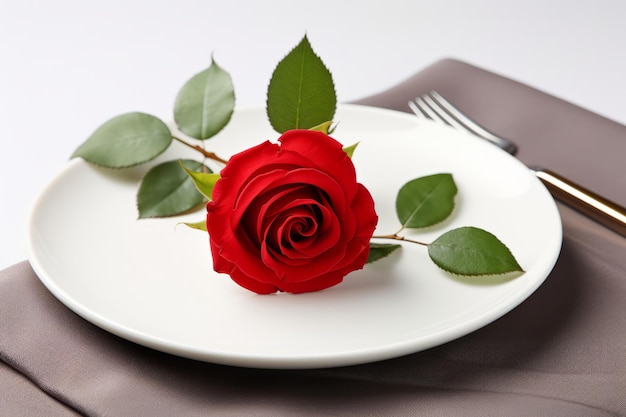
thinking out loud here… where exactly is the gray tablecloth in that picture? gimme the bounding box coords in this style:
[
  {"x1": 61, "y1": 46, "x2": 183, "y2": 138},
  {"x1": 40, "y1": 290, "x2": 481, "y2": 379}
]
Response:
[{"x1": 2, "y1": 58, "x2": 625, "y2": 416}]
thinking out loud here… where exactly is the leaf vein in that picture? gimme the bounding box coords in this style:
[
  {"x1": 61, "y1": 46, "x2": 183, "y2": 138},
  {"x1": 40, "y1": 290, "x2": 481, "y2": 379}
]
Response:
[{"x1": 402, "y1": 180, "x2": 447, "y2": 227}]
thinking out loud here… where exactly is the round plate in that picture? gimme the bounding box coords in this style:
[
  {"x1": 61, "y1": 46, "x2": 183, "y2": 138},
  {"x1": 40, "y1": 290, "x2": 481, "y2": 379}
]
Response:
[{"x1": 27, "y1": 104, "x2": 562, "y2": 369}]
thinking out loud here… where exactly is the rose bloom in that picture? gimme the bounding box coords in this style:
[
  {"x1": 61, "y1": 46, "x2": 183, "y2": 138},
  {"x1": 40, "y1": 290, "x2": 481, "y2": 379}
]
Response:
[{"x1": 206, "y1": 129, "x2": 378, "y2": 294}]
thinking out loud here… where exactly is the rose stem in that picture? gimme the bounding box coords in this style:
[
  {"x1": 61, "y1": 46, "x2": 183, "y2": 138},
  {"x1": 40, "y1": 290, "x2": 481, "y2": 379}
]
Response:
[
  {"x1": 371, "y1": 234, "x2": 428, "y2": 246},
  {"x1": 172, "y1": 136, "x2": 229, "y2": 164}
]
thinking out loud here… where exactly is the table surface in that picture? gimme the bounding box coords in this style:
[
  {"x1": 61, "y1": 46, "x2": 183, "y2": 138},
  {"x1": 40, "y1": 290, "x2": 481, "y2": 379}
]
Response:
[{"x1": 2, "y1": 0, "x2": 625, "y2": 270}]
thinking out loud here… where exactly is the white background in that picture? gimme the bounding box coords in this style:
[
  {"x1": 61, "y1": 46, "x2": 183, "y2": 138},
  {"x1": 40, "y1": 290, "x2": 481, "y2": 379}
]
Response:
[{"x1": 2, "y1": 0, "x2": 625, "y2": 270}]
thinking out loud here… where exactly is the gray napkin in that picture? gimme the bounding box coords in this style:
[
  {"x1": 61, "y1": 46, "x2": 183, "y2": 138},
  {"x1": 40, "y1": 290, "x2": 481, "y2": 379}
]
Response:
[{"x1": 2, "y1": 58, "x2": 625, "y2": 417}]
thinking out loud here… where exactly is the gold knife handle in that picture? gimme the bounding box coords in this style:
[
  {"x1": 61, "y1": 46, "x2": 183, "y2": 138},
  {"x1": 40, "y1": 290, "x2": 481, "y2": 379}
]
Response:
[{"x1": 532, "y1": 167, "x2": 626, "y2": 237}]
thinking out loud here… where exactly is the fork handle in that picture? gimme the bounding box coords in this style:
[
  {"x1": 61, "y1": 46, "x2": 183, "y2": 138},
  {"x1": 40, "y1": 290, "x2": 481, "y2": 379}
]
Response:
[{"x1": 532, "y1": 167, "x2": 626, "y2": 237}]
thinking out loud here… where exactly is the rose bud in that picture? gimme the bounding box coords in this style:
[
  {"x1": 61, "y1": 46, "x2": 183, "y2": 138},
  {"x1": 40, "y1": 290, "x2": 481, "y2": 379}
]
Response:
[{"x1": 206, "y1": 129, "x2": 378, "y2": 294}]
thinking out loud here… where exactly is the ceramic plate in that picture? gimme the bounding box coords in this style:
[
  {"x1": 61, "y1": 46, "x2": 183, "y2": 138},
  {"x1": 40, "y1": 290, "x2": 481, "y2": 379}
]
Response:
[{"x1": 27, "y1": 105, "x2": 562, "y2": 369}]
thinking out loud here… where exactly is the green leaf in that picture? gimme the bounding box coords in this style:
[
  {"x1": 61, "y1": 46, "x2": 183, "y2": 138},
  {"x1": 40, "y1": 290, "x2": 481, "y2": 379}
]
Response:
[
  {"x1": 266, "y1": 34, "x2": 337, "y2": 132},
  {"x1": 174, "y1": 57, "x2": 235, "y2": 140},
  {"x1": 396, "y1": 173, "x2": 457, "y2": 229},
  {"x1": 137, "y1": 159, "x2": 207, "y2": 218},
  {"x1": 71, "y1": 112, "x2": 172, "y2": 168},
  {"x1": 343, "y1": 142, "x2": 359, "y2": 159},
  {"x1": 179, "y1": 219, "x2": 207, "y2": 232},
  {"x1": 179, "y1": 160, "x2": 219, "y2": 200},
  {"x1": 366, "y1": 243, "x2": 401, "y2": 264},
  {"x1": 428, "y1": 227, "x2": 524, "y2": 276},
  {"x1": 309, "y1": 120, "x2": 334, "y2": 134}
]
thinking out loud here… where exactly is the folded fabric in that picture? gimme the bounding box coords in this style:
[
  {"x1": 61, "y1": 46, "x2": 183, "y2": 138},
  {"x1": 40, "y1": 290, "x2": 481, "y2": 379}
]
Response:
[{"x1": 2, "y1": 58, "x2": 625, "y2": 416}]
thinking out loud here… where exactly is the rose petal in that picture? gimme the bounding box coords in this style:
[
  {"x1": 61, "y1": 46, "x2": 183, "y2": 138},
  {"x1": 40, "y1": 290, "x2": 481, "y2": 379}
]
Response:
[
  {"x1": 279, "y1": 130, "x2": 359, "y2": 197},
  {"x1": 276, "y1": 270, "x2": 344, "y2": 294},
  {"x1": 234, "y1": 168, "x2": 348, "y2": 225},
  {"x1": 207, "y1": 203, "x2": 277, "y2": 285},
  {"x1": 218, "y1": 140, "x2": 281, "y2": 194},
  {"x1": 265, "y1": 201, "x2": 339, "y2": 261},
  {"x1": 327, "y1": 184, "x2": 378, "y2": 273},
  {"x1": 262, "y1": 193, "x2": 340, "y2": 246},
  {"x1": 228, "y1": 265, "x2": 278, "y2": 294}
]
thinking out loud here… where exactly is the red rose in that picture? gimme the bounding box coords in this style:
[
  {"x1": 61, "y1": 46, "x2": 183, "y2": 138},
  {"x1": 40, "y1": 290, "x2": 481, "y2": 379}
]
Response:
[{"x1": 206, "y1": 129, "x2": 378, "y2": 294}]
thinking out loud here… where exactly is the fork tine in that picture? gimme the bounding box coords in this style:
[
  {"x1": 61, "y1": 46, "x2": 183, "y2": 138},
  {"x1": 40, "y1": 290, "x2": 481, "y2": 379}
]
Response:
[
  {"x1": 409, "y1": 91, "x2": 518, "y2": 155},
  {"x1": 407, "y1": 99, "x2": 423, "y2": 118},
  {"x1": 409, "y1": 95, "x2": 480, "y2": 134},
  {"x1": 428, "y1": 91, "x2": 518, "y2": 155},
  {"x1": 411, "y1": 94, "x2": 481, "y2": 144},
  {"x1": 418, "y1": 97, "x2": 445, "y2": 122},
  {"x1": 408, "y1": 97, "x2": 436, "y2": 120},
  {"x1": 428, "y1": 91, "x2": 497, "y2": 140},
  {"x1": 409, "y1": 97, "x2": 457, "y2": 129},
  {"x1": 420, "y1": 94, "x2": 471, "y2": 133}
]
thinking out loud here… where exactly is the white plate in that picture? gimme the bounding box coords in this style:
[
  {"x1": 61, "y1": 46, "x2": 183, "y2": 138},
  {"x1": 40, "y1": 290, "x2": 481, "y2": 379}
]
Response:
[{"x1": 27, "y1": 104, "x2": 562, "y2": 369}]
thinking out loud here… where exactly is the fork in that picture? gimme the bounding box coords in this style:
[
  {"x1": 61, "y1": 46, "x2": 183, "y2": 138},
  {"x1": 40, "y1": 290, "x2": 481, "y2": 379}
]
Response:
[{"x1": 410, "y1": 91, "x2": 626, "y2": 237}]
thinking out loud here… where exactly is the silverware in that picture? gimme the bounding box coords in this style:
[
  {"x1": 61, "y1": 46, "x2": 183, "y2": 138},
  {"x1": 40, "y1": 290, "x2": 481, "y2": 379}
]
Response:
[{"x1": 409, "y1": 91, "x2": 626, "y2": 237}]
